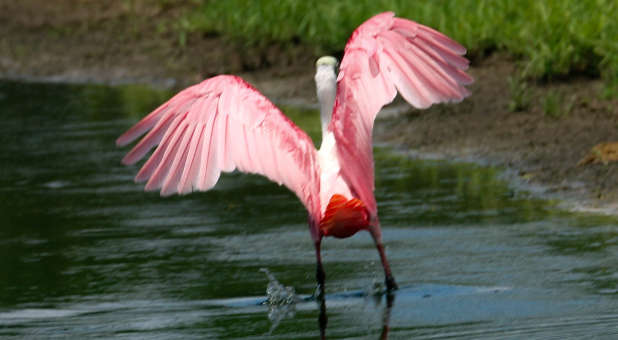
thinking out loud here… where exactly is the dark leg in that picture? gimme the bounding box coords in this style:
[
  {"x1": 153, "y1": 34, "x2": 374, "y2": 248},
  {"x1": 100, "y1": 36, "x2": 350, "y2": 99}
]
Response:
[
  {"x1": 314, "y1": 239, "x2": 327, "y2": 338},
  {"x1": 369, "y1": 220, "x2": 398, "y2": 291},
  {"x1": 318, "y1": 294, "x2": 328, "y2": 340},
  {"x1": 376, "y1": 242, "x2": 398, "y2": 291},
  {"x1": 315, "y1": 240, "x2": 325, "y2": 297}
]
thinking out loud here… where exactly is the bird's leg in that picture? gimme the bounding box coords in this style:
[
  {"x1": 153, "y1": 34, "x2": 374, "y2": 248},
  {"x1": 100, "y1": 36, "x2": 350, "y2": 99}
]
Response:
[
  {"x1": 376, "y1": 242, "x2": 398, "y2": 291},
  {"x1": 369, "y1": 223, "x2": 398, "y2": 291},
  {"x1": 314, "y1": 240, "x2": 328, "y2": 339},
  {"x1": 314, "y1": 240, "x2": 326, "y2": 298}
]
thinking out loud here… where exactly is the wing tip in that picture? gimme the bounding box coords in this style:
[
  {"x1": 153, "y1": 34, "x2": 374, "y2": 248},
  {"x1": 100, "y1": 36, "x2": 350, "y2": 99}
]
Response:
[
  {"x1": 121, "y1": 150, "x2": 141, "y2": 166},
  {"x1": 160, "y1": 188, "x2": 176, "y2": 197},
  {"x1": 116, "y1": 134, "x2": 132, "y2": 148}
]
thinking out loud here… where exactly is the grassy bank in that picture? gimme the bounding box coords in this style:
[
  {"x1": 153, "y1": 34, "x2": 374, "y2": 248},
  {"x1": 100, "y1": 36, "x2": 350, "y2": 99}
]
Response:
[{"x1": 184, "y1": 0, "x2": 617, "y2": 96}]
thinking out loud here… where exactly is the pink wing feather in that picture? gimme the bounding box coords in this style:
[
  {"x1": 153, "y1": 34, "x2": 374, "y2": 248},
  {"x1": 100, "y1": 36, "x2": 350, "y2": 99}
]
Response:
[
  {"x1": 331, "y1": 12, "x2": 473, "y2": 215},
  {"x1": 117, "y1": 75, "x2": 321, "y2": 219}
]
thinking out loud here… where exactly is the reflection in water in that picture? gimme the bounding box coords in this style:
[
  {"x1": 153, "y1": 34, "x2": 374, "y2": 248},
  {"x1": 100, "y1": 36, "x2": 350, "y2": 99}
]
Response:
[
  {"x1": 260, "y1": 268, "x2": 396, "y2": 338},
  {"x1": 1, "y1": 80, "x2": 617, "y2": 339},
  {"x1": 380, "y1": 293, "x2": 394, "y2": 340},
  {"x1": 319, "y1": 297, "x2": 328, "y2": 339},
  {"x1": 317, "y1": 289, "x2": 395, "y2": 339}
]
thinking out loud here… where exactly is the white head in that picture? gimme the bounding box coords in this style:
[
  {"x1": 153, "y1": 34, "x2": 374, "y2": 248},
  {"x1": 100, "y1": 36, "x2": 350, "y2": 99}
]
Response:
[
  {"x1": 315, "y1": 56, "x2": 338, "y2": 70},
  {"x1": 315, "y1": 56, "x2": 338, "y2": 139}
]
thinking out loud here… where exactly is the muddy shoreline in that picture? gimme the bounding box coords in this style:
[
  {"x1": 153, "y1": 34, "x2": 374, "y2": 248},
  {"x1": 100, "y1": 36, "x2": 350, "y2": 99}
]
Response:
[{"x1": 2, "y1": 1, "x2": 616, "y2": 215}]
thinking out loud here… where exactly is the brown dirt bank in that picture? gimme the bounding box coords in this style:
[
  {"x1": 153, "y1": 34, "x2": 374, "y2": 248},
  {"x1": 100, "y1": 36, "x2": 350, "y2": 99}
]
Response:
[
  {"x1": 1, "y1": 1, "x2": 616, "y2": 214},
  {"x1": 376, "y1": 54, "x2": 618, "y2": 214}
]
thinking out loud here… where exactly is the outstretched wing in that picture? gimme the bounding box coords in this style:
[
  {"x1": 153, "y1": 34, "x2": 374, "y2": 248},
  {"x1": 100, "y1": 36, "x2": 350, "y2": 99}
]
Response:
[
  {"x1": 117, "y1": 75, "x2": 320, "y2": 218},
  {"x1": 331, "y1": 12, "x2": 473, "y2": 215}
]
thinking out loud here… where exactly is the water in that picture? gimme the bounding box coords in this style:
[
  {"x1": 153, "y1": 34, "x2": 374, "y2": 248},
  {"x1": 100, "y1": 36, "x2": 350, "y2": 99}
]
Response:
[{"x1": 0, "y1": 80, "x2": 616, "y2": 339}]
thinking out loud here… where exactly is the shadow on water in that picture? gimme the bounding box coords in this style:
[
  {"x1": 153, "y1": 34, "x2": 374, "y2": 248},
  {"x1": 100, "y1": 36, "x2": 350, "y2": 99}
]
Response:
[{"x1": 0, "y1": 80, "x2": 616, "y2": 339}]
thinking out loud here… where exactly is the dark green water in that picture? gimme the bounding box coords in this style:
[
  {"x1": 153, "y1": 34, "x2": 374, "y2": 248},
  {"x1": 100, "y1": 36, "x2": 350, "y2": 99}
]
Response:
[{"x1": 0, "y1": 80, "x2": 616, "y2": 339}]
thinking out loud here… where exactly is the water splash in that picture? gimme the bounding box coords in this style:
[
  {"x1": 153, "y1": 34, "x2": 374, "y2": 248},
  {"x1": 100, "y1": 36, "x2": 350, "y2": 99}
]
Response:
[
  {"x1": 260, "y1": 268, "x2": 298, "y2": 334},
  {"x1": 365, "y1": 279, "x2": 386, "y2": 297},
  {"x1": 260, "y1": 268, "x2": 297, "y2": 306}
]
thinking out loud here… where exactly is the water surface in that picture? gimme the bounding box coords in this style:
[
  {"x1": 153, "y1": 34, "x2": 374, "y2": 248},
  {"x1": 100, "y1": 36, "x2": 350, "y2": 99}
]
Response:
[{"x1": 0, "y1": 80, "x2": 616, "y2": 339}]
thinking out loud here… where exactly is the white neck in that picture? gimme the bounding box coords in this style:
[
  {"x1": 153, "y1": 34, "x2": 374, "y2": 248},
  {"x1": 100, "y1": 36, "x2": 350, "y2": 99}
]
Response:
[{"x1": 314, "y1": 65, "x2": 337, "y2": 149}]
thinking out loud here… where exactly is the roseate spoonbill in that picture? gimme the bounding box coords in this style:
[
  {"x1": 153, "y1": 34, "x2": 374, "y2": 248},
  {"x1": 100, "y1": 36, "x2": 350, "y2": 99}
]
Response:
[{"x1": 116, "y1": 12, "x2": 472, "y2": 291}]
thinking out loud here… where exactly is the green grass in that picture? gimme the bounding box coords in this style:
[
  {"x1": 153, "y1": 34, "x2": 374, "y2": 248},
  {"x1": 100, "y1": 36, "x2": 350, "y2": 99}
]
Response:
[
  {"x1": 507, "y1": 76, "x2": 531, "y2": 112},
  {"x1": 542, "y1": 90, "x2": 576, "y2": 119},
  {"x1": 542, "y1": 91, "x2": 561, "y2": 118},
  {"x1": 182, "y1": 0, "x2": 617, "y2": 95}
]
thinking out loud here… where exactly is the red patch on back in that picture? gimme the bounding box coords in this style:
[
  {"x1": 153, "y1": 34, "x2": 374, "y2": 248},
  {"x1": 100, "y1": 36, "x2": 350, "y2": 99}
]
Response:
[{"x1": 319, "y1": 194, "x2": 370, "y2": 238}]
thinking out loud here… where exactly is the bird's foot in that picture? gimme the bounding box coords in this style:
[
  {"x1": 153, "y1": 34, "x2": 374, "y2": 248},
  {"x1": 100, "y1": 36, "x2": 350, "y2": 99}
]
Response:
[{"x1": 385, "y1": 275, "x2": 398, "y2": 291}]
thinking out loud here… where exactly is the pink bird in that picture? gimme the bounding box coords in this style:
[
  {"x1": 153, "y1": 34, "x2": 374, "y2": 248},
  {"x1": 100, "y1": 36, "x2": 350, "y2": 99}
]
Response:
[{"x1": 116, "y1": 12, "x2": 472, "y2": 291}]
